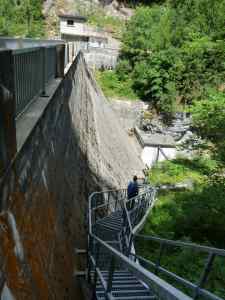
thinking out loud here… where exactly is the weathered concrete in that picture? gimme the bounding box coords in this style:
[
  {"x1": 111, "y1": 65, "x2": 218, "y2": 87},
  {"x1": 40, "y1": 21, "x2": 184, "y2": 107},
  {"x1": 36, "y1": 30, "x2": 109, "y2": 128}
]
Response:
[
  {"x1": 84, "y1": 47, "x2": 119, "y2": 69},
  {"x1": 0, "y1": 52, "x2": 144, "y2": 299},
  {"x1": 0, "y1": 50, "x2": 17, "y2": 177}
]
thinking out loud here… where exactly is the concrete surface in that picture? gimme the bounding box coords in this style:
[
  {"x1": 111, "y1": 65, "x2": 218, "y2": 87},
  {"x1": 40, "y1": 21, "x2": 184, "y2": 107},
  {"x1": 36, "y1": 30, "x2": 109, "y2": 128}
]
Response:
[{"x1": 0, "y1": 52, "x2": 144, "y2": 299}]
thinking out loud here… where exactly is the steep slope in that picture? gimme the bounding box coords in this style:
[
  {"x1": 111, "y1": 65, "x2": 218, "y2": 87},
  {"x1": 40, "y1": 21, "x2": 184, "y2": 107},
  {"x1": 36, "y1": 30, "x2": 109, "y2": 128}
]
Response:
[{"x1": 70, "y1": 53, "x2": 144, "y2": 187}]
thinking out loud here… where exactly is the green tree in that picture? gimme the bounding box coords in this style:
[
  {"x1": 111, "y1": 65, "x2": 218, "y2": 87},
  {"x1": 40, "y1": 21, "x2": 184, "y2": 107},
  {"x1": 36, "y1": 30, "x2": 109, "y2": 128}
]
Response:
[
  {"x1": 116, "y1": 0, "x2": 225, "y2": 117},
  {"x1": 0, "y1": 0, "x2": 15, "y2": 35},
  {"x1": 0, "y1": 0, "x2": 44, "y2": 37}
]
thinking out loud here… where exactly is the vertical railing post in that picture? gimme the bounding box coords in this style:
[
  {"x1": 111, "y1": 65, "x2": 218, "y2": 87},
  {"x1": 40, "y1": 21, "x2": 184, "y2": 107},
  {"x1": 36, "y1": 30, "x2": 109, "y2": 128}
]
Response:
[
  {"x1": 87, "y1": 235, "x2": 93, "y2": 283},
  {"x1": 56, "y1": 44, "x2": 65, "y2": 78},
  {"x1": 127, "y1": 233, "x2": 133, "y2": 257},
  {"x1": 155, "y1": 242, "x2": 164, "y2": 275},
  {"x1": 0, "y1": 49, "x2": 17, "y2": 177},
  {"x1": 107, "y1": 255, "x2": 115, "y2": 296},
  {"x1": 194, "y1": 253, "x2": 215, "y2": 299},
  {"x1": 107, "y1": 192, "x2": 110, "y2": 215},
  {"x1": 93, "y1": 242, "x2": 100, "y2": 295},
  {"x1": 41, "y1": 47, "x2": 47, "y2": 97},
  {"x1": 115, "y1": 191, "x2": 118, "y2": 211}
]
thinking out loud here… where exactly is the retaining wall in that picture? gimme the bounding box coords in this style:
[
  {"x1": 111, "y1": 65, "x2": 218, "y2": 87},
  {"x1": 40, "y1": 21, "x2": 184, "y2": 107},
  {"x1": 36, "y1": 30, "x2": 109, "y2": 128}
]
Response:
[{"x1": 0, "y1": 52, "x2": 143, "y2": 299}]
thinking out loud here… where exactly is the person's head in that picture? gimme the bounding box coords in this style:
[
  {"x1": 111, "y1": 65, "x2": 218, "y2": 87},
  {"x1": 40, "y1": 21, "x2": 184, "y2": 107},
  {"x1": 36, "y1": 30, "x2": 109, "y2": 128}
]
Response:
[{"x1": 133, "y1": 175, "x2": 138, "y2": 182}]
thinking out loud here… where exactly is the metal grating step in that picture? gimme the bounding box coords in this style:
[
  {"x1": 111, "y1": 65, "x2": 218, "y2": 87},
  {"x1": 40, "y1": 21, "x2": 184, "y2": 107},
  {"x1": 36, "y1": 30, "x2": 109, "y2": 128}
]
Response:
[
  {"x1": 96, "y1": 289, "x2": 154, "y2": 298},
  {"x1": 90, "y1": 191, "x2": 158, "y2": 300}
]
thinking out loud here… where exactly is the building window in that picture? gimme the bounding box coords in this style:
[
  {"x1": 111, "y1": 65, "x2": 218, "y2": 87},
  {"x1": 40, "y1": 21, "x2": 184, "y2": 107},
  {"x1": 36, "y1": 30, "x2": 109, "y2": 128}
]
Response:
[{"x1": 67, "y1": 20, "x2": 74, "y2": 26}]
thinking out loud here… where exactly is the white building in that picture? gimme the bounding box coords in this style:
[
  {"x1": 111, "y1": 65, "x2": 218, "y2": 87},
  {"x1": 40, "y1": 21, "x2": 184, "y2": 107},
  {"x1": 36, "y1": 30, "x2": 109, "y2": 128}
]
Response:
[{"x1": 59, "y1": 14, "x2": 108, "y2": 48}]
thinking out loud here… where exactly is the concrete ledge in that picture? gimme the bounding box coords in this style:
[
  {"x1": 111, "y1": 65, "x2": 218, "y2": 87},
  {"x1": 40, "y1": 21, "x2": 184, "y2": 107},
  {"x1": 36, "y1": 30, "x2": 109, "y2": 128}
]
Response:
[
  {"x1": 135, "y1": 127, "x2": 176, "y2": 148},
  {"x1": 16, "y1": 78, "x2": 61, "y2": 151}
]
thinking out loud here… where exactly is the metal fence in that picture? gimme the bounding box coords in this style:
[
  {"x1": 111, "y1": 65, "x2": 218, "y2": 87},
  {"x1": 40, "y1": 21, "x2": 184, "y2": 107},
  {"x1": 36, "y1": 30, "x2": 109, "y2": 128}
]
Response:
[
  {"x1": 13, "y1": 47, "x2": 42, "y2": 116},
  {"x1": 45, "y1": 46, "x2": 57, "y2": 83},
  {"x1": 13, "y1": 45, "x2": 58, "y2": 117},
  {"x1": 88, "y1": 187, "x2": 225, "y2": 300},
  {"x1": 88, "y1": 187, "x2": 193, "y2": 300},
  {"x1": 132, "y1": 235, "x2": 225, "y2": 300}
]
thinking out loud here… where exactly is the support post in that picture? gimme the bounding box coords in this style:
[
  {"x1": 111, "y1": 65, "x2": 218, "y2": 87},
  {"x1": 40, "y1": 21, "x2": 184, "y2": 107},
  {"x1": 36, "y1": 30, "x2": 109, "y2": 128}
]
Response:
[
  {"x1": 0, "y1": 49, "x2": 17, "y2": 176},
  {"x1": 155, "y1": 243, "x2": 164, "y2": 275},
  {"x1": 194, "y1": 253, "x2": 215, "y2": 299},
  {"x1": 107, "y1": 256, "x2": 115, "y2": 294},
  {"x1": 41, "y1": 47, "x2": 47, "y2": 96},
  {"x1": 56, "y1": 44, "x2": 65, "y2": 78}
]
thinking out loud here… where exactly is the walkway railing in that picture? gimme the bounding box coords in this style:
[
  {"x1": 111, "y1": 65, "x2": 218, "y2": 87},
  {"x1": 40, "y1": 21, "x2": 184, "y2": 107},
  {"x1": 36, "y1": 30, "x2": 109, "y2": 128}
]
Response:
[
  {"x1": 132, "y1": 235, "x2": 225, "y2": 300},
  {"x1": 0, "y1": 42, "x2": 65, "y2": 119},
  {"x1": 88, "y1": 187, "x2": 225, "y2": 300},
  {"x1": 88, "y1": 186, "x2": 193, "y2": 299},
  {"x1": 13, "y1": 45, "x2": 58, "y2": 117}
]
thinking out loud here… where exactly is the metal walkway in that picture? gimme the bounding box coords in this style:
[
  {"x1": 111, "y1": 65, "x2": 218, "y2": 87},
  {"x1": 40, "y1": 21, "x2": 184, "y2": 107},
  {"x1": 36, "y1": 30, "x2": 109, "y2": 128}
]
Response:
[{"x1": 87, "y1": 187, "x2": 225, "y2": 300}]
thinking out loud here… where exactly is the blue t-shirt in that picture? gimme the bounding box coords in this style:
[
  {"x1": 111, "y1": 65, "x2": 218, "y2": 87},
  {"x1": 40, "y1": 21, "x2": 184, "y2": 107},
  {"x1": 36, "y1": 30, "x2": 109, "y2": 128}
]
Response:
[{"x1": 127, "y1": 181, "x2": 139, "y2": 199}]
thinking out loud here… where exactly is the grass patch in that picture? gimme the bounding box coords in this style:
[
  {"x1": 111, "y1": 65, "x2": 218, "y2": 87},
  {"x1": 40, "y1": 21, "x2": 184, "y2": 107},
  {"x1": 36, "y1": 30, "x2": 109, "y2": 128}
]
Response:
[
  {"x1": 95, "y1": 70, "x2": 138, "y2": 100},
  {"x1": 149, "y1": 157, "x2": 218, "y2": 186}
]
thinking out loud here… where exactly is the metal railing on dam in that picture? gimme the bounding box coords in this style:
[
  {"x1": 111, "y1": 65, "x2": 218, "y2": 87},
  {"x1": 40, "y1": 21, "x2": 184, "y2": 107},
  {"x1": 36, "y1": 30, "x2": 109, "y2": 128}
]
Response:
[
  {"x1": 13, "y1": 46, "x2": 57, "y2": 116},
  {"x1": 0, "y1": 43, "x2": 64, "y2": 117},
  {"x1": 0, "y1": 36, "x2": 119, "y2": 118},
  {"x1": 0, "y1": 38, "x2": 66, "y2": 178}
]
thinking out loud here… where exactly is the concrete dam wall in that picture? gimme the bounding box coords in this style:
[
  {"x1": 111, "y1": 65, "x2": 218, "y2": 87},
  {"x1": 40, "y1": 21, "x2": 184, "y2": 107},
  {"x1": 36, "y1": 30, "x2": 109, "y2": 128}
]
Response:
[{"x1": 0, "y1": 53, "x2": 143, "y2": 299}]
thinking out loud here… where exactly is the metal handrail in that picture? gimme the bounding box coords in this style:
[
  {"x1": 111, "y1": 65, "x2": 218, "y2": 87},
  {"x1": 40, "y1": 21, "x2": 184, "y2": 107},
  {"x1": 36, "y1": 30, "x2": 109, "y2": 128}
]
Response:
[
  {"x1": 11, "y1": 44, "x2": 61, "y2": 117},
  {"x1": 135, "y1": 234, "x2": 225, "y2": 257},
  {"x1": 88, "y1": 188, "x2": 127, "y2": 232},
  {"x1": 88, "y1": 187, "x2": 225, "y2": 300},
  {"x1": 90, "y1": 232, "x2": 192, "y2": 300},
  {"x1": 133, "y1": 235, "x2": 225, "y2": 300},
  {"x1": 130, "y1": 253, "x2": 223, "y2": 300}
]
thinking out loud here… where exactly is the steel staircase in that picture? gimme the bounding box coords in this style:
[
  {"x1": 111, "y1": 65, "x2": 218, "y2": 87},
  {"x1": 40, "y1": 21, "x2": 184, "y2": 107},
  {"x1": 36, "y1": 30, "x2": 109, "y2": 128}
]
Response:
[{"x1": 87, "y1": 187, "x2": 225, "y2": 300}]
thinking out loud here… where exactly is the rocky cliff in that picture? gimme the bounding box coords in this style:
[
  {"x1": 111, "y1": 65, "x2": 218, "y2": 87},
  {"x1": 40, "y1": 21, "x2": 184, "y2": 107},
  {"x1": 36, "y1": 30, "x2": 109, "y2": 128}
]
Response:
[{"x1": 0, "y1": 52, "x2": 143, "y2": 299}]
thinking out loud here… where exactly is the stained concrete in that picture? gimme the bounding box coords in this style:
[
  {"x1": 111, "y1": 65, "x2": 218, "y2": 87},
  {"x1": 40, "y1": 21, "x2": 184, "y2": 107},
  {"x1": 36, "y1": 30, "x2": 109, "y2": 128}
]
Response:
[{"x1": 0, "y1": 52, "x2": 144, "y2": 299}]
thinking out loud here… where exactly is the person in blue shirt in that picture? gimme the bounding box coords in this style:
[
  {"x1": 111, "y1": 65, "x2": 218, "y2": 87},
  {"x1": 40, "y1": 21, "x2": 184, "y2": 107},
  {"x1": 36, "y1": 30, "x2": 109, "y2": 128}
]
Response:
[{"x1": 127, "y1": 176, "x2": 139, "y2": 209}]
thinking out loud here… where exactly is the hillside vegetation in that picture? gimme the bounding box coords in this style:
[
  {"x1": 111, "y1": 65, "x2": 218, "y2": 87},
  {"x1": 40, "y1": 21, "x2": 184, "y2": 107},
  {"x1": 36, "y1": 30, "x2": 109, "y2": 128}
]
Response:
[
  {"x1": 137, "y1": 157, "x2": 225, "y2": 297},
  {"x1": 109, "y1": 0, "x2": 225, "y2": 297},
  {"x1": 0, "y1": 0, "x2": 44, "y2": 37},
  {"x1": 116, "y1": 0, "x2": 225, "y2": 117}
]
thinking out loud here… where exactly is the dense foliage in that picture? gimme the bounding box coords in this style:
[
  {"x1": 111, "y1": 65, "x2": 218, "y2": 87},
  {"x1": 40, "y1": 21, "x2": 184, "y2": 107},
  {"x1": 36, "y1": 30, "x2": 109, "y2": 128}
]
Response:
[
  {"x1": 116, "y1": 1, "x2": 225, "y2": 116},
  {"x1": 0, "y1": 0, "x2": 44, "y2": 37},
  {"x1": 190, "y1": 90, "x2": 225, "y2": 162},
  {"x1": 95, "y1": 70, "x2": 138, "y2": 100},
  {"x1": 138, "y1": 158, "x2": 225, "y2": 297},
  {"x1": 115, "y1": 1, "x2": 225, "y2": 296}
]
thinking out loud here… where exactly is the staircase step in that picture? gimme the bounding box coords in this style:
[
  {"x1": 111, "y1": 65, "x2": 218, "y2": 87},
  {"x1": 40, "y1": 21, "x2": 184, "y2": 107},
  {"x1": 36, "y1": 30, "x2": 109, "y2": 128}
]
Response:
[
  {"x1": 96, "y1": 284, "x2": 146, "y2": 291},
  {"x1": 98, "y1": 220, "x2": 122, "y2": 228},
  {"x1": 115, "y1": 297, "x2": 157, "y2": 300},
  {"x1": 99, "y1": 219, "x2": 122, "y2": 226},
  {"x1": 97, "y1": 289, "x2": 153, "y2": 297},
  {"x1": 90, "y1": 191, "x2": 157, "y2": 300},
  {"x1": 97, "y1": 223, "x2": 122, "y2": 232}
]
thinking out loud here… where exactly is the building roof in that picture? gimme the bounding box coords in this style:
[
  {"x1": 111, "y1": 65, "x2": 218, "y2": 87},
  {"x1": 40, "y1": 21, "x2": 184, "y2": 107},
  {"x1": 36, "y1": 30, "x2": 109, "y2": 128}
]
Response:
[
  {"x1": 135, "y1": 127, "x2": 176, "y2": 148},
  {"x1": 58, "y1": 14, "x2": 87, "y2": 22}
]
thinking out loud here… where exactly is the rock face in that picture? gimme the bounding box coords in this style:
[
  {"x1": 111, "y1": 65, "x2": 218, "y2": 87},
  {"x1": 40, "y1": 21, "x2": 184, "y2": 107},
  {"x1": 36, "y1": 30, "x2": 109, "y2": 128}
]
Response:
[{"x1": 0, "y1": 52, "x2": 143, "y2": 299}]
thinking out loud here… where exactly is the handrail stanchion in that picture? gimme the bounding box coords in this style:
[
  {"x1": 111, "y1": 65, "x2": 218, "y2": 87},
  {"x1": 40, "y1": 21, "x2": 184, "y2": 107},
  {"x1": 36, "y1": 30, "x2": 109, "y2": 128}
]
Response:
[
  {"x1": 41, "y1": 47, "x2": 47, "y2": 97},
  {"x1": 107, "y1": 255, "x2": 116, "y2": 295},
  {"x1": 87, "y1": 235, "x2": 93, "y2": 283},
  {"x1": 155, "y1": 242, "x2": 164, "y2": 275},
  {"x1": 93, "y1": 242, "x2": 100, "y2": 295},
  {"x1": 87, "y1": 187, "x2": 224, "y2": 300},
  {"x1": 194, "y1": 253, "x2": 216, "y2": 300}
]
